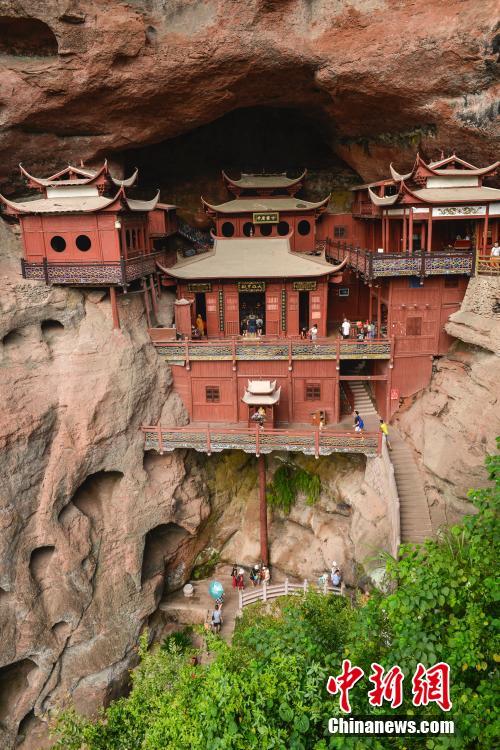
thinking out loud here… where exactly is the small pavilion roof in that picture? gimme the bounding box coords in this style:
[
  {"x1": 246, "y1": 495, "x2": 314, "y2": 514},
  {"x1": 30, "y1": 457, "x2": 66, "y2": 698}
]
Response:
[
  {"x1": 242, "y1": 386, "x2": 281, "y2": 406},
  {"x1": 20, "y1": 162, "x2": 109, "y2": 188},
  {"x1": 368, "y1": 188, "x2": 400, "y2": 206},
  {"x1": 110, "y1": 168, "x2": 139, "y2": 188},
  {"x1": 0, "y1": 187, "x2": 160, "y2": 215},
  {"x1": 246, "y1": 380, "x2": 277, "y2": 394},
  {"x1": 202, "y1": 195, "x2": 330, "y2": 214},
  {"x1": 222, "y1": 170, "x2": 307, "y2": 190},
  {"x1": 409, "y1": 186, "x2": 500, "y2": 203},
  {"x1": 167, "y1": 236, "x2": 344, "y2": 280}
]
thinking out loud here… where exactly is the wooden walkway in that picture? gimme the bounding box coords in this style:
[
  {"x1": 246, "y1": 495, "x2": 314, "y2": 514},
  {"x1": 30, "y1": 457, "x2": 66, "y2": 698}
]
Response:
[{"x1": 239, "y1": 578, "x2": 344, "y2": 608}]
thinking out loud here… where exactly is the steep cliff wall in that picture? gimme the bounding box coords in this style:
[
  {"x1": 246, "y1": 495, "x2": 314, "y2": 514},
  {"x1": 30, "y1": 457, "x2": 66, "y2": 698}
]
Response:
[
  {"x1": 395, "y1": 276, "x2": 500, "y2": 528},
  {"x1": 0, "y1": 220, "x2": 209, "y2": 749}
]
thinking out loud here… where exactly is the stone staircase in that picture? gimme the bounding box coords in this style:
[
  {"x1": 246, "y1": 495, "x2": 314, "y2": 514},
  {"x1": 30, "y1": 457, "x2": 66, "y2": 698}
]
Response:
[{"x1": 349, "y1": 381, "x2": 433, "y2": 545}]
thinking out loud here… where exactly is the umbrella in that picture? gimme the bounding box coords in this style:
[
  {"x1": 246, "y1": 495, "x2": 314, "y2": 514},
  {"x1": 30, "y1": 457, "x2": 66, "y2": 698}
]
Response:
[{"x1": 209, "y1": 580, "x2": 224, "y2": 599}]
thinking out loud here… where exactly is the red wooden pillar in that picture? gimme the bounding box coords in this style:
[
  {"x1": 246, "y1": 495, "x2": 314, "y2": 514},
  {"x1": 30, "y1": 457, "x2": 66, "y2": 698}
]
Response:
[
  {"x1": 258, "y1": 454, "x2": 269, "y2": 566},
  {"x1": 421, "y1": 221, "x2": 426, "y2": 251},
  {"x1": 377, "y1": 286, "x2": 382, "y2": 334},
  {"x1": 110, "y1": 287, "x2": 120, "y2": 329},
  {"x1": 402, "y1": 209, "x2": 407, "y2": 252},
  {"x1": 483, "y1": 206, "x2": 489, "y2": 252},
  {"x1": 408, "y1": 208, "x2": 414, "y2": 253},
  {"x1": 427, "y1": 212, "x2": 433, "y2": 252},
  {"x1": 368, "y1": 286, "x2": 373, "y2": 321}
]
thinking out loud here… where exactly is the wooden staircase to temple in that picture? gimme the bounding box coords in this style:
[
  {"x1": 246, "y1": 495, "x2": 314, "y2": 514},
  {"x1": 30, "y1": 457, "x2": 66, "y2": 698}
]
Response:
[{"x1": 350, "y1": 381, "x2": 433, "y2": 545}]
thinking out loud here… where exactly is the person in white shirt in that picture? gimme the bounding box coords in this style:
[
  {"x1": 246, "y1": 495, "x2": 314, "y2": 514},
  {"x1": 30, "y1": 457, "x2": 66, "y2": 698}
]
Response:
[
  {"x1": 491, "y1": 241, "x2": 500, "y2": 258},
  {"x1": 309, "y1": 324, "x2": 318, "y2": 341},
  {"x1": 341, "y1": 317, "x2": 351, "y2": 339}
]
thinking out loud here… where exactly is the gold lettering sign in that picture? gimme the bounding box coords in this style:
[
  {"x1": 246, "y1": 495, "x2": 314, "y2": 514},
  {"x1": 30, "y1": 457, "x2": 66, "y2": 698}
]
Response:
[
  {"x1": 293, "y1": 281, "x2": 317, "y2": 291},
  {"x1": 238, "y1": 280, "x2": 266, "y2": 292},
  {"x1": 187, "y1": 282, "x2": 212, "y2": 293},
  {"x1": 253, "y1": 211, "x2": 279, "y2": 224}
]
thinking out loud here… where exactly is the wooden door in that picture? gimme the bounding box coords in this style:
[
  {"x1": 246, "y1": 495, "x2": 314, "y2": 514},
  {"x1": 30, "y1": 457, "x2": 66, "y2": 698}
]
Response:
[
  {"x1": 265, "y1": 285, "x2": 281, "y2": 336},
  {"x1": 224, "y1": 291, "x2": 239, "y2": 336},
  {"x1": 287, "y1": 290, "x2": 299, "y2": 336},
  {"x1": 205, "y1": 292, "x2": 219, "y2": 337}
]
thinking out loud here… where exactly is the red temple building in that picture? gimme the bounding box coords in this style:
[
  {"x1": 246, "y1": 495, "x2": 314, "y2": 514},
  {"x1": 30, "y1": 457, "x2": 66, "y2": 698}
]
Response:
[
  {"x1": 0, "y1": 161, "x2": 177, "y2": 326},
  {"x1": 144, "y1": 156, "x2": 499, "y2": 461}
]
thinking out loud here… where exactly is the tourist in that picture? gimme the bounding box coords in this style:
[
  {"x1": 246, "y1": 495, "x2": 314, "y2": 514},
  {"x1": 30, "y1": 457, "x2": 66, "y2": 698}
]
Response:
[
  {"x1": 341, "y1": 317, "x2": 351, "y2": 339},
  {"x1": 319, "y1": 411, "x2": 326, "y2": 430},
  {"x1": 491, "y1": 241, "x2": 500, "y2": 258},
  {"x1": 379, "y1": 418, "x2": 392, "y2": 449},
  {"x1": 250, "y1": 565, "x2": 260, "y2": 586},
  {"x1": 231, "y1": 564, "x2": 238, "y2": 588},
  {"x1": 211, "y1": 604, "x2": 222, "y2": 634},
  {"x1": 191, "y1": 325, "x2": 201, "y2": 339},
  {"x1": 331, "y1": 567, "x2": 342, "y2": 588},
  {"x1": 256, "y1": 316, "x2": 264, "y2": 335},
  {"x1": 260, "y1": 565, "x2": 270, "y2": 584},
  {"x1": 354, "y1": 410, "x2": 364, "y2": 432},
  {"x1": 236, "y1": 568, "x2": 245, "y2": 590},
  {"x1": 309, "y1": 323, "x2": 318, "y2": 341},
  {"x1": 247, "y1": 315, "x2": 257, "y2": 336},
  {"x1": 368, "y1": 321, "x2": 375, "y2": 339},
  {"x1": 357, "y1": 327, "x2": 365, "y2": 342},
  {"x1": 257, "y1": 405, "x2": 266, "y2": 429},
  {"x1": 300, "y1": 327, "x2": 308, "y2": 339},
  {"x1": 196, "y1": 314, "x2": 205, "y2": 336}
]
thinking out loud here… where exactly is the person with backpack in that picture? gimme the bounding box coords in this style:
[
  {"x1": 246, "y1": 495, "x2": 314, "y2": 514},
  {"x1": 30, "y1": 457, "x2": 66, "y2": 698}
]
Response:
[{"x1": 379, "y1": 419, "x2": 392, "y2": 449}]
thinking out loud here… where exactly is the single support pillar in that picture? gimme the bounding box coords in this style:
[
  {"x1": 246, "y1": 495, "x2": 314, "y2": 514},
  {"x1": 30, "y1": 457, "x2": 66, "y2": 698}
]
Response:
[
  {"x1": 483, "y1": 206, "x2": 489, "y2": 253},
  {"x1": 142, "y1": 279, "x2": 152, "y2": 328},
  {"x1": 110, "y1": 286, "x2": 120, "y2": 329},
  {"x1": 258, "y1": 454, "x2": 269, "y2": 566},
  {"x1": 402, "y1": 209, "x2": 407, "y2": 252},
  {"x1": 149, "y1": 274, "x2": 159, "y2": 318},
  {"x1": 377, "y1": 286, "x2": 382, "y2": 336}
]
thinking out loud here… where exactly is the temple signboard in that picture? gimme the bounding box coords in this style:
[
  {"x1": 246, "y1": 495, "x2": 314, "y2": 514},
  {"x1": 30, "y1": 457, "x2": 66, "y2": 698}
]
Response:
[
  {"x1": 253, "y1": 211, "x2": 279, "y2": 224},
  {"x1": 432, "y1": 205, "x2": 486, "y2": 217},
  {"x1": 293, "y1": 280, "x2": 317, "y2": 291},
  {"x1": 238, "y1": 280, "x2": 266, "y2": 292},
  {"x1": 187, "y1": 282, "x2": 212, "y2": 292}
]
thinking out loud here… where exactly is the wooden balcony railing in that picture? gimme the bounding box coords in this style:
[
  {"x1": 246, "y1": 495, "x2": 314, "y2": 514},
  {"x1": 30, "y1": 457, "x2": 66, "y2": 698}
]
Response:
[
  {"x1": 20, "y1": 250, "x2": 167, "y2": 286},
  {"x1": 325, "y1": 240, "x2": 475, "y2": 280},
  {"x1": 151, "y1": 336, "x2": 392, "y2": 362},
  {"x1": 142, "y1": 424, "x2": 382, "y2": 458},
  {"x1": 476, "y1": 255, "x2": 500, "y2": 276}
]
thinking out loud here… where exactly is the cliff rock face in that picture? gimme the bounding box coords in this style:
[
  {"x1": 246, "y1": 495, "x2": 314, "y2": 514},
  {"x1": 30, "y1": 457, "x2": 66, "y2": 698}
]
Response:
[
  {"x1": 0, "y1": 0, "x2": 498, "y2": 188},
  {"x1": 395, "y1": 276, "x2": 500, "y2": 528},
  {"x1": 0, "y1": 220, "x2": 209, "y2": 749}
]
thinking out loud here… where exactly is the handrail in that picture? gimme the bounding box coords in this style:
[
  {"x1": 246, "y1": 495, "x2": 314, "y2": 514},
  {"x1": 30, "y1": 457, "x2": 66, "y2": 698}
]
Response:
[
  {"x1": 142, "y1": 424, "x2": 381, "y2": 457},
  {"x1": 325, "y1": 239, "x2": 475, "y2": 280},
  {"x1": 476, "y1": 254, "x2": 500, "y2": 275},
  {"x1": 238, "y1": 577, "x2": 345, "y2": 608}
]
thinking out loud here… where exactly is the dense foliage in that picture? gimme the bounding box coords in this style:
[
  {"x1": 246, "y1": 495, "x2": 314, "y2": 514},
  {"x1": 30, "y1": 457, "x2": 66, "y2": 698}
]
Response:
[
  {"x1": 51, "y1": 452, "x2": 499, "y2": 749},
  {"x1": 267, "y1": 462, "x2": 321, "y2": 513}
]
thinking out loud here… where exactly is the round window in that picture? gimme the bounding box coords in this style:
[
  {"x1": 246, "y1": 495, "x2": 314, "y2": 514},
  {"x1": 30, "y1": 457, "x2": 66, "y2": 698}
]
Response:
[
  {"x1": 221, "y1": 221, "x2": 235, "y2": 238},
  {"x1": 243, "y1": 222, "x2": 254, "y2": 237},
  {"x1": 277, "y1": 221, "x2": 289, "y2": 236},
  {"x1": 259, "y1": 224, "x2": 272, "y2": 236},
  {"x1": 50, "y1": 235, "x2": 66, "y2": 252},
  {"x1": 76, "y1": 234, "x2": 92, "y2": 252},
  {"x1": 297, "y1": 220, "x2": 311, "y2": 236}
]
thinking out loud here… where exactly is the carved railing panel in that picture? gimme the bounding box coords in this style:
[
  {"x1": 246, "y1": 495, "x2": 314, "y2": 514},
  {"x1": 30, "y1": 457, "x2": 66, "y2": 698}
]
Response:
[{"x1": 143, "y1": 426, "x2": 381, "y2": 457}]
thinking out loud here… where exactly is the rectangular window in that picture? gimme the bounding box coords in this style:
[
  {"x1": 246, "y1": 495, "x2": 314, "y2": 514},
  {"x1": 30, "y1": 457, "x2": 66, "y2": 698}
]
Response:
[
  {"x1": 334, "y1": 226, "x2": 347, "y2": 238},
  {"x1": 444, "y1": 276, "x2": 459, "y2": 288},
  {"x1": 305, "y1": 383, "x2": 321, "y2": 401},
  {"x1": 205, "y1": 386, "x2": 220, "y2": 403},
  {"x1": 406, "y1": 317, "x2": 422, "y2": 336}
]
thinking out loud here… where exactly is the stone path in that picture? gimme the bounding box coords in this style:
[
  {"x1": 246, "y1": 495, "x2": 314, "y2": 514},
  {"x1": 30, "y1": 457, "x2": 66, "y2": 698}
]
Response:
[{"x1": 349, "y1": 380, "x2": 433, "y2": 544}]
